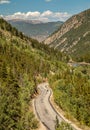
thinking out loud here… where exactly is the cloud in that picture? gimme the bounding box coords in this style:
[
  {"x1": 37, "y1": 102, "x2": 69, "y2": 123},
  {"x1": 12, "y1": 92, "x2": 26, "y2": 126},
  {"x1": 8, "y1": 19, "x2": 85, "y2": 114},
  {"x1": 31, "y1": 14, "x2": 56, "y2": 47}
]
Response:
[
  {"x1": 0, "y1": 0, "x2": 10, "y2": 4},
  {"x1": 3, "y1": 10, "x2": 71, "y2": 22},
  {"x1": 41, "y1": 10, "x2": 53, "y2": 17},
  {"x1": 45, "y1": 0, "x2": 52, "y2": 2},
  {"x1": 26, "y1": 11, "x2": 40, "y2": 17}
]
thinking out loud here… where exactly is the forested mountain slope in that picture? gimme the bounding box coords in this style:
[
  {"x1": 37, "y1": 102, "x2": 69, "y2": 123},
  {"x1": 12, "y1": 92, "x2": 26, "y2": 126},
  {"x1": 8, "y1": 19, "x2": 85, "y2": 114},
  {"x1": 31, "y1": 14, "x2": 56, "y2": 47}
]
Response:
[
  {"x1": 0, "y1": 17, "x2": 90, "y2": 130},
  {"x1": 0, "y1": 17, "x2": 66, "y2": 130},
  {"x1": 44, "y1": 9, "x2": 90, "y2": 62}
]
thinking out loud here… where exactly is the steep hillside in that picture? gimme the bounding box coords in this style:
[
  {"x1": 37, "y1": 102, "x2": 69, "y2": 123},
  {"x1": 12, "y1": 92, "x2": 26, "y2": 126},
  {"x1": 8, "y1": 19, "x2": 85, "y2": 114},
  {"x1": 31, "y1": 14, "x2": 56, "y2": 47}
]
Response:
[
  {"x1": 0, "y1": 17, "x2": 67, "y2": 130},
  {"x1": 44, "y1": 9, "x2": 90, "y2": 62},
  {"x1": 8, "y1": 20, "x2": 63, "y2": 41}
]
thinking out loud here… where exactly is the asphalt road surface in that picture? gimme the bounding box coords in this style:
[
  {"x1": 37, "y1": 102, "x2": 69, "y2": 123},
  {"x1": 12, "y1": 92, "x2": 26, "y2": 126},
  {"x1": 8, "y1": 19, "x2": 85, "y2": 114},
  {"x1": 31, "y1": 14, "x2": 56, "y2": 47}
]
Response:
[{"x1": 34, "y1": 83, "x2": 64, "y2": 130}]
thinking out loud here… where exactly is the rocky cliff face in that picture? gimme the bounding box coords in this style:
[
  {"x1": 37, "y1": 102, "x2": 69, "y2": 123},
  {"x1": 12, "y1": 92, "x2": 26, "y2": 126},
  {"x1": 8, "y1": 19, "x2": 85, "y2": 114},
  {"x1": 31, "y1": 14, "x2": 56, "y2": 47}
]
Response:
[
  {"x1": 44, "y1": 9, "x2": 90, "y2": 60},
  {"x1": 44, "y1": 15, "x2": 82, "y2": 45}
]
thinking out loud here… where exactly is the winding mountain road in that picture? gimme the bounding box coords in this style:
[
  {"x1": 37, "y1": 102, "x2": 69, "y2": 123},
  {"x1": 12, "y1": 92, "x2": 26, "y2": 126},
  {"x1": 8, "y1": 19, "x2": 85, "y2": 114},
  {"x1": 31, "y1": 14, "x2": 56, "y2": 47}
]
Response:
[{"x1": 34, "y1": 83, "x2": 81, "y2": 130}]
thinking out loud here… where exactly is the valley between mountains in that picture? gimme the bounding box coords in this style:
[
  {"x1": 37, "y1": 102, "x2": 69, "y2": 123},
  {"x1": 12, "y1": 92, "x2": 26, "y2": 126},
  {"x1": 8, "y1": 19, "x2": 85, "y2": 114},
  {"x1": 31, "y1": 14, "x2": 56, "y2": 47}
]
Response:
[{"x1": 0, "y1": 8, "x2": 90, "y2": 130}]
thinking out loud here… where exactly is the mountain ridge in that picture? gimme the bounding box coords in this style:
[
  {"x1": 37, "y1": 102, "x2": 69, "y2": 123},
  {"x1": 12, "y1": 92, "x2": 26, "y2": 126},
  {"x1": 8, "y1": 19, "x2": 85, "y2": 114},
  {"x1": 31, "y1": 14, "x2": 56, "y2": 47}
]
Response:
[
  {"x1": 8, "y1": 19, "x2": 43, "y2": 24},
  {"x1": 44, "y1": 9, "x2": 90, "y2": 62}
]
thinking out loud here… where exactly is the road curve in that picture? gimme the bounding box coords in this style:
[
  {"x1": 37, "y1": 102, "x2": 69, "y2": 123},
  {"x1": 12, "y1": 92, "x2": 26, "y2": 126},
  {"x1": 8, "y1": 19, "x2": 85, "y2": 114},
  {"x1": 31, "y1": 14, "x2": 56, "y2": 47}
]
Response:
[
  {"x1": 34, "y1": 83, "x2": 84, "y2": 130},
  {"x1": 34, "y1": 83, "x2": 64, "y2": 130},
  {"x1": 33, "y1": 83, "x2": 83, "y2": 130}
]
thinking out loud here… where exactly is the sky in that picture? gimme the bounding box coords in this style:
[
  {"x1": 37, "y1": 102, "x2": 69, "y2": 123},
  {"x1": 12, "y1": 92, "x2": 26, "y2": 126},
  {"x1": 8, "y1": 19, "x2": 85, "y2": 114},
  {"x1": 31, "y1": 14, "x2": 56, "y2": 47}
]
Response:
[{"x1": 0, "y1": 0, "x2": 90, "y2": 22}]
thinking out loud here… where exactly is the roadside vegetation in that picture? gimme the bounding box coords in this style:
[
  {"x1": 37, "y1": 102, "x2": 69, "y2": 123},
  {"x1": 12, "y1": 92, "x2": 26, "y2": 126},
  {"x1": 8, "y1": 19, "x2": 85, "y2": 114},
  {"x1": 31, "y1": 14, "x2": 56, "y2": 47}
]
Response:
[
  {"x1": 49, "y1": 64, "x2": 90, "y2": 128},
  {"x1": 55, "y1": 116, "x2": 73, "y2": 130},
  {"x1": 56, "y1": 121, "x2": 73, "y2": 130}
]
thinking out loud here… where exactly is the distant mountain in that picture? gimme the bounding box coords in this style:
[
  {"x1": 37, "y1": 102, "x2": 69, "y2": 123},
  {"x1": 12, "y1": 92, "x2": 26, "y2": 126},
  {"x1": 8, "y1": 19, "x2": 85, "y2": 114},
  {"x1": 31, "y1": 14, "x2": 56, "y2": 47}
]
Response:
[
  {"x1": 8, "y1": 19, "x2": 43, "y2": 24},
  {"x1": 8, "y1": 19, "x2": 63, "y2": 42},
  {"x1": 44, "y1": 9, "x2": 90, "y2": 62}
]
